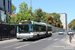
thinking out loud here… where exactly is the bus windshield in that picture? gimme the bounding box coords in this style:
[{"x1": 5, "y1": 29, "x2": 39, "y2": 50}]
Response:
[{"x1": 17, "y1": 24, "x2": 32, "y2": 33}]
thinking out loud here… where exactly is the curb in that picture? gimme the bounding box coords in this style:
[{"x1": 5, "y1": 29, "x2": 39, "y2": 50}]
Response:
[{"x1": 0, "y1": 39, "x2": 18, "y2": 44}]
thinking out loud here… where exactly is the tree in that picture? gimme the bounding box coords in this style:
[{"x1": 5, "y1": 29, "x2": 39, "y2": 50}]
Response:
[
  {"x1": 10, "y1": 17, "x2": 16, "y2": 24},
  {"x1": 42, "y1": 12, "x2": 46, "y2": 19},
  {"x1": 60, "y1": 24, "x2": 63, "y2": 28},
  {"x1": 6, "y1": 4, "x2": 16, "y2": 23},
  {"x1": 43, "y1": 17, "x2": 48, "y2": 23},
  {"x1": 68, "y1": 19, "x2": 75, "y2": 30},
  {"x1": 6, "y1": 14, "x2": 10, "y2": 23},
  {"x1": 45, "y1": 15, "x2": 53, "y2": 24},
  {"x1": 16, "y1": 1, "x2": 32, "y2": 22},
  {"x1": 33, "y1": 8, "x2": 44, "y2": 22},
  {"x1": 55, "y1": 22, "x2": 58, "y2": 27},
  {"x1": 27, "y1": 6, "x2": 34, "y2": 21},
  {"x1": 19, "y1": 1, "x2": 28, "y2": 13},
  {"x1": 42, "y1": 12, "x2": 47, "y2": 22},
  {"x1": 12, "y1": 4, "x2": 16, "y2": 14},
  {"x1": 50, "y1": 12, "x2": 62, "y2": 24}
]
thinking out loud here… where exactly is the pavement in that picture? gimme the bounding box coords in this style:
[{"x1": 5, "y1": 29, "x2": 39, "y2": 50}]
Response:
[
  {"x1": 0, "y1": 33, "x2": 75, "y2": 50},
  {"x1": 67, "y1": 34, "x2": 75, "y2": 47},
  {"x1": 0, "y1": 39, "x2": 19, "y2": 44}
]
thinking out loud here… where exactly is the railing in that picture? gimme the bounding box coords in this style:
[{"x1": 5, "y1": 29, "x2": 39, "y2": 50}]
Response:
[{"x1": 0, "y1": 21, "x2": 16, "y2": 41}]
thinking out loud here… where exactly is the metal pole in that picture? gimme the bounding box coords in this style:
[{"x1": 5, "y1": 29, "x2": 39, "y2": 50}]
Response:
[
  {"x1": 72, "y1": 23, "x2": 73, "y2": 30},
  {"x1": 30, "y1": 0, "x2": 32, "y2": 21},
  {"x1": 1, "y1": 21, "x2": 2, "y2": 40}
]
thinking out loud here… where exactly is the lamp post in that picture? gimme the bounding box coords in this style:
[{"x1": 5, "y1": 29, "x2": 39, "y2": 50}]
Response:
[
  {"x1": 1, "y1": 20, "x2": 2, "y2": 40},
  {"x1": 30, "y1": 0, "x2": 32, "y2": 21},
  {"x1": 72, "y1": 23, "x2": 73, "y2": 30},
  {"x1": 0, "y1": 11, "x2": 2, "y2": 40}
]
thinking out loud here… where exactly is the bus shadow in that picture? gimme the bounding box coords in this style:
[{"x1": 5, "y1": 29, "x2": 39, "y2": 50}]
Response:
[{"x1": 18, "y1": 35, "x2": 52, "y2": 42}]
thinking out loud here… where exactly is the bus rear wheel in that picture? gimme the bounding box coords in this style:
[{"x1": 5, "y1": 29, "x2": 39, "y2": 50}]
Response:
[{"x1": 23, "y1": 39, "x2": 26, "y2": 41}]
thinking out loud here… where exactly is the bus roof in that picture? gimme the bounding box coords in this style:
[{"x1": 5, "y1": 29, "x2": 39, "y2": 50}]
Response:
[
  {"x1": 17, "y1": 20, "x2": 52, "y2": 27},
  {"x1": 33, "y1": 22, "x2": 46, "y2": 26}
]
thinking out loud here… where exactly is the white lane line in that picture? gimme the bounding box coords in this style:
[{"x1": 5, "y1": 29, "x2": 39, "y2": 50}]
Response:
[
  {"x1": 47, "y1": 35, "x2": 58, "y2": 41},
  {"x1": 41, "y1": 38, "x2": 47, "y2": 40},
  {"x1": 47, "y1": 38, "x2": 52, "y2": 40},
  {"x1": 32, "y1": 40, "x2": 41, "y2": 44},
  {"x1": 15, "y1": 44, "x2": 29, "y2": 49},
  {"x1": 4, "y1": 42, "x2": 28, "y2": 48},
  {"x1": 53, "y1": 35, "x2": 58, "y2": 37},
  {"x1": 60, "y1": 39, "x2": 65, "y2": 41},
  {"x1": 53, "y1": 38, "x2": 59, "y2": 41},
  {"x1": 33, "y1": 38, "x2": 47, "y2": 44}
]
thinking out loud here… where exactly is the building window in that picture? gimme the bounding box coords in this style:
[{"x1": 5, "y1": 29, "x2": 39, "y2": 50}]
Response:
[
  {"x1": 0, "y1": 10, "x2": 1, "y2": 21},
  {"x1": 8, "y1": 0, "x2": 9, "y2": 12},
  {"x1": 4, "y1": 13, "x2": 6, "y2": 22},
  {"x1": 3, "y1": 0, "x2": 5, "y2": 9},
  {"x1": 0, "y1": 10, "x2": 6, "y2": 22}
]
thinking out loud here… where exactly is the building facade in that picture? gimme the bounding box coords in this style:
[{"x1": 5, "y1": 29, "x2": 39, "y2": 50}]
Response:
[
  {"x1": 60, "y1": 13, "x2": 67, "y2": 31},
  {"x1": 0, "y1": 0, "x2": 12, "y2": 22}
]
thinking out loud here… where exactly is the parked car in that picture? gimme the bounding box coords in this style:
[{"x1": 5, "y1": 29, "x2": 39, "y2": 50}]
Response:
[
  {"x1": 74, "y1": 30, "x2": 75, "y2": 34},
  {"x1": 72, "y1": 30, "x2": 75, "y2": 34},
  {"x1": 58, "y1": 30, "x2": 64, "y2": 35},
  {"x1": 67, "y1": 30, "x2": 73, "y2": 35}
]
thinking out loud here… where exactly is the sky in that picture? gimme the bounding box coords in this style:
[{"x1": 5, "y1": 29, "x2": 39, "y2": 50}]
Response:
[{"x1": 12, "y1": 0, "x2": 75, "y2": 23}]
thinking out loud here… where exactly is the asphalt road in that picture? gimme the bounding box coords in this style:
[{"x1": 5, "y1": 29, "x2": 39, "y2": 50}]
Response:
[{"x1": 0, "y1": 33, "x2": 75, "y2": 50}]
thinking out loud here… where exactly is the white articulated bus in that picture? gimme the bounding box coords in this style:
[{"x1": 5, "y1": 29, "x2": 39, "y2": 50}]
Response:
[{"x1": 16, "y1": 20, "x2": 52, "y2": 41}]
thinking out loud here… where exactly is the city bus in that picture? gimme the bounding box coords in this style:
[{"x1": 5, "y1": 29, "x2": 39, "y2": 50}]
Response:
[{"x1": 16, "y1": 20, "x2": 52, "y2": 41}]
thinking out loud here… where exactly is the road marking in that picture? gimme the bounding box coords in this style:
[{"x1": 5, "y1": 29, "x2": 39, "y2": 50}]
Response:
[
  {"x1": 33, "y1": 38, "x2": 47, "y2": 44},
  {"x1": 4, "y1": 42, "x2": 28, "y2": 48},
  {"x1": 47, "y1": 38, "x2": 52, "y2": 40},
  {"x1": 47, "y1": 35, "x2": 58, "y2": 41},
  {"x1": 15, "y1": 44, "x2": 29, "y2": 49},
  {"x1": 33, "y1": 40, "x2": 42, "y2": 44},
  {"x1": 60, "y1": 39, "x2": 65, "y2": 41},
  {"x1": 41, "y1": 38, "x2": 47, "y2": 40},
  {"x1": 53, "y1": 35, "x2": 58, "y2": 38},
  {"x1": 53, "y1": 38, "x2": 59, "y2": 41}
]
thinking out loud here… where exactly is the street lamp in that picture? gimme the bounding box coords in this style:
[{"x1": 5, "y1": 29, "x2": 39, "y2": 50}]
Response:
[{"x1": 30, "y1": 0, "x2": 32, "y2": 21}]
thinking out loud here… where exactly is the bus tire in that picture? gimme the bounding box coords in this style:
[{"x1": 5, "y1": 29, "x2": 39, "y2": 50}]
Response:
[
  {"x1": 50, "y1": 33, "x2": 52, "y2": 36},
  {"x1": 23, "y1": 39, "x2": 26, "y2": 41},
  {"x1": 37, "y1": 34, "x2": 39, "y2": 39}
]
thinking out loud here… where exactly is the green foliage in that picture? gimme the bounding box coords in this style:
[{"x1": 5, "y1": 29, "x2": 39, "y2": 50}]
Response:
[
  {"x1": 12, "y1": 4, "x2": 16, "y2": 14},
  {"x1": 6, "y1": 14, "x2": 10, "y2": 23},
  {"x1": 14, "y1": 1, "x2": 63, "y2": 28},
  {"x1": 19, "y1": 1, "x2": 28, "y2": 14},
  {"x1": 50, "y1": 12, "x2": 62, "y2": 24},
  {"x1": 33, "y1": 8, "x2": 46, "y2": 22},
  {"x1": 68, "y1": 19, "x2": 75, "y2": 30},
  {"x1": 57, "y1": 20, "x2": 62, "y2": 24},
  {"x1": 51, "y1": 23, "x2": 55, "y2": 26},
  {"x1": 45, "y1": 15, "x2": 53, "y2": 23},
  {"x1": 43, "y1": 17, "x2": 48, "y2": 23},
  {"x1": 16, "y1": 1, "x2": 32, "y2": 22},
  {"x1": 10, "y1": 17, "x2": 16, "y2": 24}
]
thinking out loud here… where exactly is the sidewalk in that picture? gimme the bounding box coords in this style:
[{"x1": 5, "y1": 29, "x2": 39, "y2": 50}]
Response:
[
  {"x1": 0, "y1": 39, "x2": 18, "y2": 44},
  {"x1": 67, "y1": 34, "x2": 75, "y2": 47}
]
